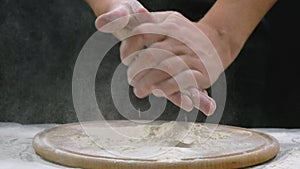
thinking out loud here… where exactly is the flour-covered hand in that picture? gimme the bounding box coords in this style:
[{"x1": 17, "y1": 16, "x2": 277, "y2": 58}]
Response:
[{"x1": 120, "y1": 11, "x2": 224, "y2": 115}]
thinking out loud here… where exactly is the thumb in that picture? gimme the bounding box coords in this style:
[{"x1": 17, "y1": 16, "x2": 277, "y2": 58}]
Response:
[{"x1": 95, "y1": 6, "x2": 130, "y2": 33}]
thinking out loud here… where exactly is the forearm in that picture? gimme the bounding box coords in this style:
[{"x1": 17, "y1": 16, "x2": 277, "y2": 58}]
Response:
[
  {"x1": 197, "y1": 0, "x2": 277, "y2": 68},
  {"x1": 85, "y1": 0, "x2": 118, "y2": 16}
]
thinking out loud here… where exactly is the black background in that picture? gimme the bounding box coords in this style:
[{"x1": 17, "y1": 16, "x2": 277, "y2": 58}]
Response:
[{"x1": 0, "y1": 0, "x2": 299, "y2": 127}]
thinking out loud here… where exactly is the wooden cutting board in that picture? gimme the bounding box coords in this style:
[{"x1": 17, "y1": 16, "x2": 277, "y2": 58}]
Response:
[{"x1": 32, "y1": 120, "x2": 280, "y2": 169}]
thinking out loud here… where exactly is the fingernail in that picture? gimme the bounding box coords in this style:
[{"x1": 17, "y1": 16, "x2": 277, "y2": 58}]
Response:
[
  {"x1": 181, "y1": 95, "x2": 193, "y2": 112},
  {"x1": 188, "y1": 88, "x2": 217, "y2": 116},
  {"x1": 206, "y1": 99, "x2": 216, "y2": 116},
  {"x1": 133, "y1": 88, "x2": 143, "y2": 98},
  {"x1": 152, "y1": 89, "x2": 165, "y2": 97}
]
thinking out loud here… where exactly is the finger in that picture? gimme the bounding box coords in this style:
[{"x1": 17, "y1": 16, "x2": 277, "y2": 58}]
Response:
[
  {"x1": 147, "y1": 11, "x2": 183, "y2": 23},
  {"x1": 120, "y1": 28, "x2": 166, "y2": 65},
  {"x1": 127, "y1": 48, "x2": 173, "y2": 84},
  {"x1": 187, "y1": 88, "x2": 216, "y2": 116},
  {"x1": 126, "y1": 11, "x2": 188, "y2": 35},
  {"x1": 95, "y1": 0, "x2": 151, "y2": 32},
  {"x1": 134, "y1": 54, "x2": 208, "y2": 93},
  {"x1": 114, "y1": 9, "x2": 153, "y2": 40},
  {"x1": 152, "y1": 69, "x2": 207, "y2": 97},
  {"x1": 134, "y1": 55, "x2": 210, "y2": 98},
  {"x1": 168, "y1": 92, "x2": 194, "y2": 112},
  {"x1": 151, "y1": 90, "x2": 193, "y2": 112},
  {"x1": 126, "y1": 8, "x2": 153, "y2": 30},
  {"x1": 149, "y1": 38, "x2": 193, "y2": 56},
  {"x1": 124, "y1": 0, "x2": 148, "y2": 13},
  {"x1": 132, "y1": 55, "x2": 185, "y2": 98},
  {"x1": 120, "y1": 13, "x2": 185, "y2": 65},
  {"x1": 113, "y1": 10, "x2": 153, "y2": 40},
  {"x1": 130, "y1": 38, "x2": 195, "y2": 86},
  {"x1": 95, "y1": 6, "x2": 130, "y2": 33},
  {"x1": 129, "y1": 39, "x2": 190, "y2": 98}
]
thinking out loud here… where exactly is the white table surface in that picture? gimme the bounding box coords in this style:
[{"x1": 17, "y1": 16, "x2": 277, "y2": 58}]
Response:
[{"x1": 0, "y1": 122, "x2": 299, "y2": 169}]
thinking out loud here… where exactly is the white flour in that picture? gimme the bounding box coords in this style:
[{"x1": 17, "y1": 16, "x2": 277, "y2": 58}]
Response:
[{"x1": 72, "y1": 121, "x2": 232, "y2": 161}]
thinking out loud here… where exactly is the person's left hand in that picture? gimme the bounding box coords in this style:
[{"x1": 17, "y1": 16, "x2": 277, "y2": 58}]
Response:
[{"x1": 120, "y1": 11, "x2": 225, "y2": 115}]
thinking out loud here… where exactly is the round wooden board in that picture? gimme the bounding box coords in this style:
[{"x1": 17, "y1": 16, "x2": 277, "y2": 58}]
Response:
[{"x1": 32, "y1": 120, "x2": 280, "y2": 169}]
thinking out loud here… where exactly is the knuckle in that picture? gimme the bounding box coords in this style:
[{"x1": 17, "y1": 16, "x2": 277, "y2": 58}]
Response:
[
  {"x1": 188, "y1": 70, "x2": 207, "y2": 88},
  {"x1": 151, "y1": 43, "x2": 173, "y2": 54},
  {"x1": 151, "y1": 42, "x2": 164, "y2": 49},
  {"x1": 176, "y1": 56, "x2": 188, "y2": 66},
  {"x1": 186, "y1": 69, "x2": 196, "y2": 77},
  {"x1": 191, "y1": 69, "x2": 201, "y2": 76},
  {"x1": 132, "y1": 23, "x2": 153, "y2": 35},
  {"x1": 157, "y1": 60, "x2": 173, "y2": 75},
  {"x1": 163, "y1": 22, "x2": 179, "y2": 30},
  {"x1": 195, "y1": 70, "x2": 211, "y2": 88},
  {"x1": 132, "y1": 26, "x2": 144, "y2": 35},
  {"x1": 142, "y1": 49, "x2": 155, "y2": 63},
  {"x1": 170, "y1": 11, "x2": 183, "y2": 18}
]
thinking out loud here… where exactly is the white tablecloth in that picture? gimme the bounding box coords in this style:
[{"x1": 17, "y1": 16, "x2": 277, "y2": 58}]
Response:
[{"x1": 0, "y1": 122, "x2": 299, "y2": 169}]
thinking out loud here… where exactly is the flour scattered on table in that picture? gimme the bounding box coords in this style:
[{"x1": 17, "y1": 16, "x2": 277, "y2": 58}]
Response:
[
  {"x1": 258, "y1": 148, "x2": 300, "y2": 169},
  {"x1": 70, "y1": 121, "x2": 246, "y2": 161}
]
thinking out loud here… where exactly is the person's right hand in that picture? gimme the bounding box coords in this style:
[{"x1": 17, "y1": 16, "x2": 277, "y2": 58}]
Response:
[
  {"x1": 120, "y1": 12, "x2": 224, "y2": 115},
  {"x1": 94, "y1": 0, "x2": 150, "y2": 39}
]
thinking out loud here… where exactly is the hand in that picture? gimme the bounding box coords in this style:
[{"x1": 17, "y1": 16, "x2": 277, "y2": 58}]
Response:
[
  {"x1": 94, "y1": 0, "x2": 151, "y2": 39},
  {"x1": 120, "y1": 11, "x2": 225, "y2": 115}
]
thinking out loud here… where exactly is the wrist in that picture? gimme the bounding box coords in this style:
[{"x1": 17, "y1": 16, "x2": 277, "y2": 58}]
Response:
[
  {"x1": 86, "y1": 0, "x2": 118, "y2": 16},
  {"x1": 195, "y1": 20, "x2": 243, "y2": 69}
]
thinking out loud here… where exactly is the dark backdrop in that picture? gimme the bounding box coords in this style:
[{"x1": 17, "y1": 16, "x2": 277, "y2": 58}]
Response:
[{"x1": 0, "y1": 0, "x2": 299, "y2": 127}]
